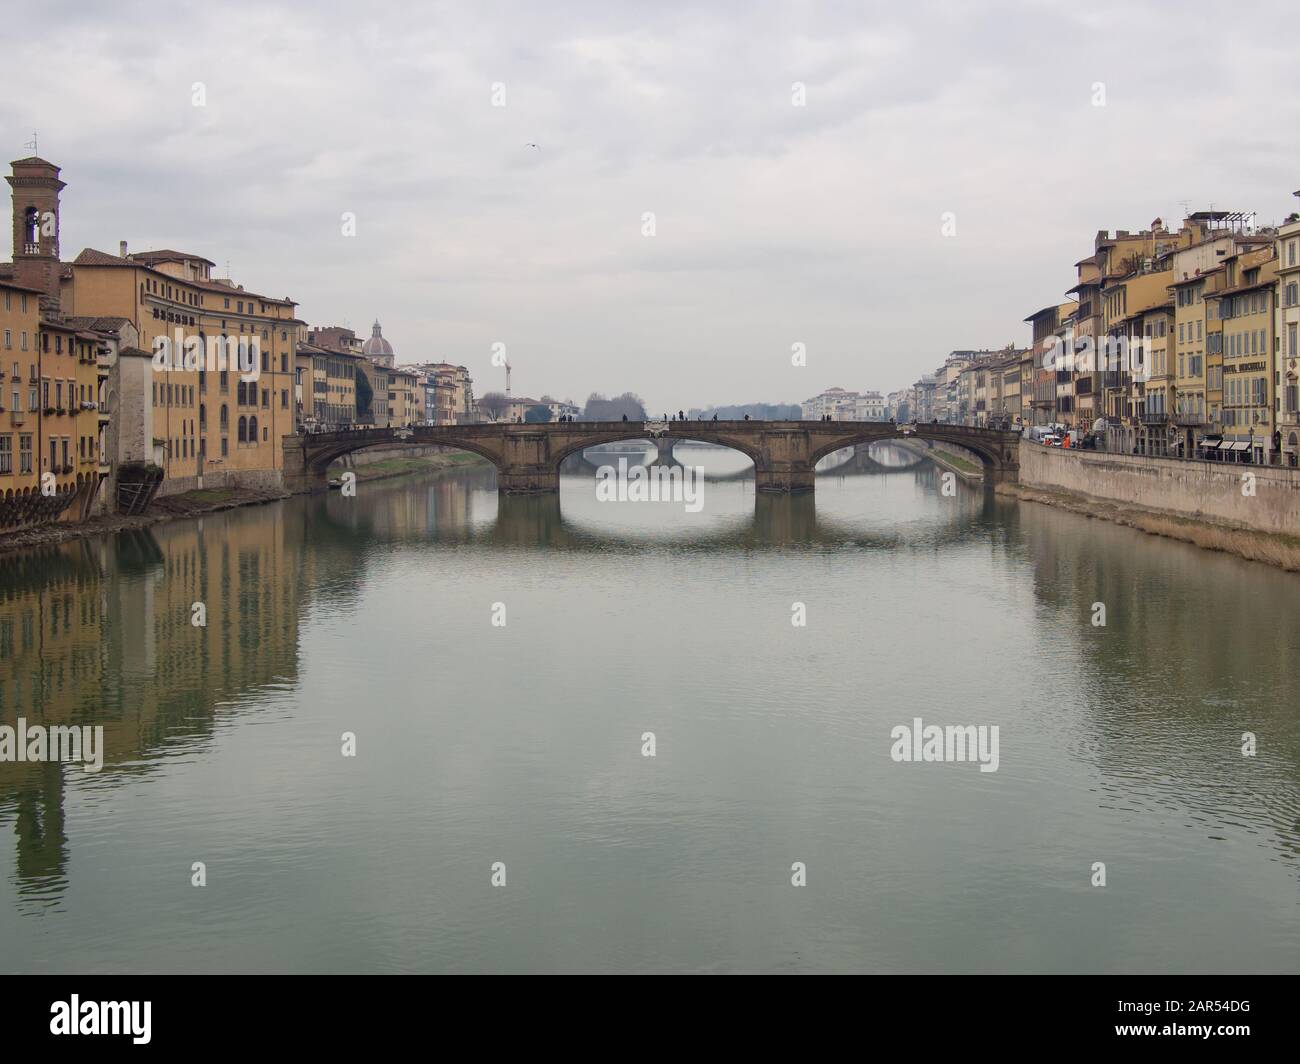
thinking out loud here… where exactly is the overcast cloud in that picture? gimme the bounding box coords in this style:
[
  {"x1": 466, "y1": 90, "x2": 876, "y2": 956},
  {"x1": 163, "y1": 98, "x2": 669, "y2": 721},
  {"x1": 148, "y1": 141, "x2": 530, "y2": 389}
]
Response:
[{"x1": 5, "y1": 0, "x2": 1298, "y2": 411}]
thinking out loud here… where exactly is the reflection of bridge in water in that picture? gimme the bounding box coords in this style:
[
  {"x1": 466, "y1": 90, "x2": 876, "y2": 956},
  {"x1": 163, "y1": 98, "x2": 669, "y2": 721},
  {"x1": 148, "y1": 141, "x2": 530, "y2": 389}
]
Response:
[
  {"x1": 560, "y1": 438, "x2": 931, "y2": 479},
  {"x1": 285, "y1": 420, "x2": 1020, "y2": 496}
]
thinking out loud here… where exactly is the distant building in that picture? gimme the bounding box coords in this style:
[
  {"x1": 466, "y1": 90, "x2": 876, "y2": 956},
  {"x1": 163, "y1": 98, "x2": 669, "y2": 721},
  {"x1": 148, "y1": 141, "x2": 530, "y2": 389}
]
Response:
[
  {"x1": 411, "y1": 362, "x2": 476, "y2": 424},
  {"x1": 854, "y1": 391, "x2": 886, "y2": 421},
  {"x1": 801, "y1": 387, "x2": 858, "y2": 420}
]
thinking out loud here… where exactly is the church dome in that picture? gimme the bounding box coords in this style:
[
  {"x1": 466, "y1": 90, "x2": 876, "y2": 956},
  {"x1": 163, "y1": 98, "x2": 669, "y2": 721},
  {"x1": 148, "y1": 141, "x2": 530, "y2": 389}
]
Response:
[{"x1": 362, "y1": 320, "x2": 394, "y2": 360}]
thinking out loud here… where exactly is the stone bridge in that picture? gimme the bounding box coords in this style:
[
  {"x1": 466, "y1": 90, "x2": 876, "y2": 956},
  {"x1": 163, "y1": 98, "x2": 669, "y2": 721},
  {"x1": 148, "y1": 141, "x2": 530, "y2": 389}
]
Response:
[{"x1": 282, "y1": 421, "x2": 1021, "y2": 495}]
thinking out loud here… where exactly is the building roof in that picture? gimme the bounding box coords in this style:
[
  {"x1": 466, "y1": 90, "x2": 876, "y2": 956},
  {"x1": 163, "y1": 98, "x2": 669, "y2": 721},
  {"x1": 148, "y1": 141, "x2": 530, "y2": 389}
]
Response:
[
  {"x1": 0, "y1": 277, "x2": 45, "y2": 295},
  {"x1": 61, "y1": 314, "x2": 133, "y2": 333},
  {"x1": 298, "y1": 340, "x2": 365, "y2": 360},
  {"x1": 127, "y1": 249, "x2": 217, "y2": 268},
  {"x1": 72, "y1": 247, "x2": 296, "y2": 305}
]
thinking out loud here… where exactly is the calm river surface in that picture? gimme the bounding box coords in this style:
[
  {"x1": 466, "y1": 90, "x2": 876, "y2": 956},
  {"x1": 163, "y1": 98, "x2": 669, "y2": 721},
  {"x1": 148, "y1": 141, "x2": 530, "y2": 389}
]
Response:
[{"x1": 2, "y1": 444, "x2": 1298, "y2": 973}]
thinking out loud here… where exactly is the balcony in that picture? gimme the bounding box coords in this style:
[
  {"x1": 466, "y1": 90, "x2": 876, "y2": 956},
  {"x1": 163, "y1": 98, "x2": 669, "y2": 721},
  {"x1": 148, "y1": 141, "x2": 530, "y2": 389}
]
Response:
[
  {"x1": 1141, "y1": 411, "x2": 1171, "y2": 426},
  {"x1": 1174, "y1": 413, "x2": 1208, "y2": 426}
]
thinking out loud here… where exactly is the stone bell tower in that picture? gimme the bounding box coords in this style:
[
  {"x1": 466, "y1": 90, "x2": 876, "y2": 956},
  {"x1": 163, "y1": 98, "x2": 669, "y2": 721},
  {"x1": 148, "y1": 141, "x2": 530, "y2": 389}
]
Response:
[{"x1": 7, "y1": 155, "x2": 65, "y2": 308}]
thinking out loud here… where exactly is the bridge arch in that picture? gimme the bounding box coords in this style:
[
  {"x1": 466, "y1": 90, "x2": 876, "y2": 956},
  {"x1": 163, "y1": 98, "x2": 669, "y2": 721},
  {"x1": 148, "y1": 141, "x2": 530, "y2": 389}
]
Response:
[
  {"x1": 807, "y1": 428, "x2": 1010, "y2": 476},
  {"x1": 299, "y1": 432, "x2": 506, "y2": 476},
  {"x1": 550, "y1": 431, "x2": 762, "y2": 471}
]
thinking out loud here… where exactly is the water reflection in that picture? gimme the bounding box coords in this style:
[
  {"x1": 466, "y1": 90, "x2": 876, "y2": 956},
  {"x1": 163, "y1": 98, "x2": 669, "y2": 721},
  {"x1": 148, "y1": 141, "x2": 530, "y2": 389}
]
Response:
[{"x1": 1, "y1": 452, "x2": 1297, "y2": 972}]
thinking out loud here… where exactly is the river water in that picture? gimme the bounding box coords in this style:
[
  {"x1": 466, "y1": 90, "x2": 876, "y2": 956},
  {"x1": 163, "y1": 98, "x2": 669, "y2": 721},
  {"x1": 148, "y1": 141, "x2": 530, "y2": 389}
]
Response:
[{"x1": 1, "y1": 444, "x2": 1297, "y2": 973}]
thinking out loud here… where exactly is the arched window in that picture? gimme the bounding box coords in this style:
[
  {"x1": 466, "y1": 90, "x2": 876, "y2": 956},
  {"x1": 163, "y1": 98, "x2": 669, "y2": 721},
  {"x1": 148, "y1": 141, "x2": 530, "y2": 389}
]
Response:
[
  {"x1": 238, "y1": 416, "x2": 247, "y2": 443},
  {"x1": 199, "y1": 403, "x2": 206, "y2": 430},
  {"x1": 249, "y1": 416, "x2": 258, "y2": 443},
  {"x1": 220, "y1": 404, "x2": 228, "y2": 430},
  {"x1": 23, "y1": 207, "x2": 39, "y2": 247}
]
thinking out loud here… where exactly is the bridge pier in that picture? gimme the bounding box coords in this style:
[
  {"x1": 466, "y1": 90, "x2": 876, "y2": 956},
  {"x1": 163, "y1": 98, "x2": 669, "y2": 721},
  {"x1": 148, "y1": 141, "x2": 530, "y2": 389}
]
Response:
[
  {"x1": 755, "y1": 468, "x2": 816, "y2": 493},
  {"x1": 282, "y1": 437, "x2": 330, "y2": 494},
  {"x1": 497, "y1": 469, "x2": 561, "y2": 494}
]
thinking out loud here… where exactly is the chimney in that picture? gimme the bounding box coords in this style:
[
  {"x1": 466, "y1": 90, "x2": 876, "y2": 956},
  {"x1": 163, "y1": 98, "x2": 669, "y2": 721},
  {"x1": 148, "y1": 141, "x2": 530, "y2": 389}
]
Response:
[{"x1": 119, "y1": 240, "x2": 128, "y2": 258}]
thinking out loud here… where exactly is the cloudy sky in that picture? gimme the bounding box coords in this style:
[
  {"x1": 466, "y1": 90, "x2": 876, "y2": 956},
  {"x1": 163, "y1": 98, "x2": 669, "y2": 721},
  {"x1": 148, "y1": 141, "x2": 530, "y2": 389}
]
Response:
[{"x1": 5, "y1": 0, "x2": 1298, "y2": 412}]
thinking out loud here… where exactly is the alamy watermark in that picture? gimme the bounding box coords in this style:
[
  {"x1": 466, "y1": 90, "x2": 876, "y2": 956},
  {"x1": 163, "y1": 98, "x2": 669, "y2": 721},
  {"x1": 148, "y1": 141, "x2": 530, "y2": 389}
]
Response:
[
  {"x1": 595, "y1": 457, "x2": 704, "y2": 512},
  {"x1": 150, "y1": 328, "x2": 261, "y2": 381},
  {"x1": 1, "y1": 716, "x2": 104, "y2": 772},
  {"x1": 890, "y1": 716, "x2": 999, "y2": 773}
]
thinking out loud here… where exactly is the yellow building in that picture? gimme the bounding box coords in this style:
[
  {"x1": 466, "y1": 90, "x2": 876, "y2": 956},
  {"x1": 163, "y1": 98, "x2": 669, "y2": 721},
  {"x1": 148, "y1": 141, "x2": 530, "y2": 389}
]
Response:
[
  {"x1": 1100, "y1": 264, "x2": 1175, "y2": 452},
  {"x1": 388, "y1": 367, "x2": 422, "y2": 426},
  {"x1": 1137, "y1": 301, "x2": 1176, "y2": 455},
  {"x1": 0, "y1": 279, "x2": 107, "y2": 528},
  {"x1": 299, "y1": 340, "x2": 361, "y2": 429},
  {"x1": 63, "y1": 247, "x2": 301, "y2": 492},
  {"x1": 0, "y1": 280, "x2": 43, "y2": 522},
  {"x1": 1170, "y1": 274, "x2": 1209, "y2": 454},
  {"x1": 1210, "y1": 246, "x2": 1278, "y2": 463}
]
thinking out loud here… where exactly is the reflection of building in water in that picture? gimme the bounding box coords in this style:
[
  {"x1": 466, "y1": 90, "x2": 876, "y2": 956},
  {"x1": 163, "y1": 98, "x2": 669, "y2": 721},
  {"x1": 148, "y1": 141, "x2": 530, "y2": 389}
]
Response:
[{"x1": 0, "y1": 507, "x2": 308, "y2": 900}]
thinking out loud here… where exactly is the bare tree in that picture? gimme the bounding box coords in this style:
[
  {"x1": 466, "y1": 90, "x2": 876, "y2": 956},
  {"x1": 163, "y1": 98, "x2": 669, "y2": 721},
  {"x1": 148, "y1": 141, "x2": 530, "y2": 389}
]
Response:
[{"x1": 479, "y1": 391, "x2": 510, "y2": 422}]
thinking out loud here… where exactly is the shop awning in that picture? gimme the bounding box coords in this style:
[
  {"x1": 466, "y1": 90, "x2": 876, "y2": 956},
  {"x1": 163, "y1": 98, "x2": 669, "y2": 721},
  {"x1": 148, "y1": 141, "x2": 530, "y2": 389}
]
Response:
[{"x1": 1226, "y1": 441, "x2": 1251, "y2": 451}]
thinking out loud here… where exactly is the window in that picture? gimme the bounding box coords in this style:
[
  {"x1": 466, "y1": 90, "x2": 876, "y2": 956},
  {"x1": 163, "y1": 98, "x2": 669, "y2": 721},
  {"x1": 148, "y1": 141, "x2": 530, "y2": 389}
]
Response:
[
  {"x1": 19, "y1": 434, "x2": 31, "y2": 473},
  {"x1": 238, "y1": 415, "x2": 247, "y2": 443},
  {"x1": 249, "y1": 415, "x2": 258, "y2": 442},
  {"x1": 0, "y1": 435, "x2": 10, "y2": 474},
  {"x1": 220, "y1": 404, "x2": 229, "y2": 430}
]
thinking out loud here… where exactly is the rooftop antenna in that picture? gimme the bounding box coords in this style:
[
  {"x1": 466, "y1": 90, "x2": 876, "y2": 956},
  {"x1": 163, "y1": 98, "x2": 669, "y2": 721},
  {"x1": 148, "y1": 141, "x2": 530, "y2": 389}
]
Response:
[
  {"x1": 505, "y1": 357, "x2": 512, "y2": 396},
  {"x1": 24, "y1": 132, "x2": 37, "y2": 154}
]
